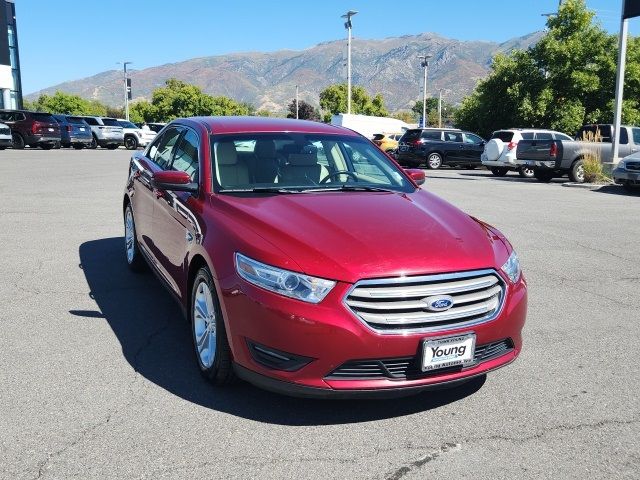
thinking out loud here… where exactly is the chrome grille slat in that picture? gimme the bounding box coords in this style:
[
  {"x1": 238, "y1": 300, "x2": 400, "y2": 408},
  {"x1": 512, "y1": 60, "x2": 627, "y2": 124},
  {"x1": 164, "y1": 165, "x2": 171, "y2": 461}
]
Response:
[
  {"x1": 345, "y1": 269, "x2": 505, "y2": 333},
  {"x1": 346, "y1": 285, "x2": 502, "y2": 311}
]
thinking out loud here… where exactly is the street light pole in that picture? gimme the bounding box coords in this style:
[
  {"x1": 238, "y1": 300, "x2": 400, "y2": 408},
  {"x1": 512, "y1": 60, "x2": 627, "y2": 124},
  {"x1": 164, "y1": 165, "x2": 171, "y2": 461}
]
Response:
[
  {"x1": 418, "y1": 55, "x2": 432, "y2": 127},
  {"x1": 295, "y1": 84, "x2": 299, "y2": 119},
  {"x1": 342, "y1": 10, "x2": 357, "y2": 114},
  {"x1": 438, "y1": 89, "x2": 443, "y2": 128},
  {"x1": 611, "y1": 13, "x2": 629, "y2": 164},
  {"x1": 118, "y1": 61, "x2": 132, "y2": 120}
]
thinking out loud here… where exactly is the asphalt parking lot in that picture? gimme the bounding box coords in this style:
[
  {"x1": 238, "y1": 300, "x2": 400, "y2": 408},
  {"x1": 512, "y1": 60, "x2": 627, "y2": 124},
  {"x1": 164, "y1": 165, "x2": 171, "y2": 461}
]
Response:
[{"x1": 1, "y1": 148, "x2": 639, "y2": 480}]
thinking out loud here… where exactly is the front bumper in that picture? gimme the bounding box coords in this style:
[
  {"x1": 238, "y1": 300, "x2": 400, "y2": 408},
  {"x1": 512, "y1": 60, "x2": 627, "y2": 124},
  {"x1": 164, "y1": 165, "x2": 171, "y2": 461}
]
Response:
[
  {"x1": 219, "y1": 272, "x2": 527, "y2": 398},
  {"x1": 0, "y1": 137, "x2": 12, "y2": 147},
  {"x1": 613, "y1": 168, "x2": 640, "y2": 184}
]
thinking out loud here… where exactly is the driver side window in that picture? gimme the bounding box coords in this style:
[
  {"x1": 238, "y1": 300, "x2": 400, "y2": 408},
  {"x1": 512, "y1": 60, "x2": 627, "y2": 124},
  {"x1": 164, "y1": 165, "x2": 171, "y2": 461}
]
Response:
[{"x1": 148, "y1": 127, "x2": 182, "y2": 169}]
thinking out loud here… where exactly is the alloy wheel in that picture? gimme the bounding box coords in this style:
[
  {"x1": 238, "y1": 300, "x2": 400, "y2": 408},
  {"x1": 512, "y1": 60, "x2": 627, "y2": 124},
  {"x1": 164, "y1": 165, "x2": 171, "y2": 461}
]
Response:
[
  {"x1": 428, "y1": 153, "x2": 442, "y2": 169},
  {"x1": 193, "y1": 281, "x2": 217, "y2": 368},
  {"x1": 125, "y1": 208, "x2": 135, "y2": 264}
]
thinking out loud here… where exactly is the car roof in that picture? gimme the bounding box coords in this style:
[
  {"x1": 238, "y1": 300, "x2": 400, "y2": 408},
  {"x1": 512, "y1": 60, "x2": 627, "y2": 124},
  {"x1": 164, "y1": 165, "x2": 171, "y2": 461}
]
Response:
[{"x1": 183, "y1": 116, "x2": 360, "y2": 136}]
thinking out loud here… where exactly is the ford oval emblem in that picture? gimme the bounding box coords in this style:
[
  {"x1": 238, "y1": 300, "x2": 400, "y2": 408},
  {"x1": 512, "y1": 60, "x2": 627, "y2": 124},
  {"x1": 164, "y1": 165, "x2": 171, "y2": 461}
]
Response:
[{"x1": 423, "y1": 295, "x2": 454, "y2": 312}]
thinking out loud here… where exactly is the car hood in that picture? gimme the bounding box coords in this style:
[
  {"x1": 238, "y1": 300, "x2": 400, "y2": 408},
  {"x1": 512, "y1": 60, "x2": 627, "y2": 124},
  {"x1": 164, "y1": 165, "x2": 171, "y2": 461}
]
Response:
[{"x1": 212, "y1": 190, "x2": 506, "y2": 284}]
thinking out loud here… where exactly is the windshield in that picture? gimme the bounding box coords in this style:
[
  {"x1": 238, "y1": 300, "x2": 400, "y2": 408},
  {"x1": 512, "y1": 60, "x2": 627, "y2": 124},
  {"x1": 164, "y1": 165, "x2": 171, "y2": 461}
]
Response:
[
  {"x1": 210, "y1": 133, "x2": 415, "y2": 194},
  {"x1": 118, "y1": 120, "x2": 138, "y2": 129}
]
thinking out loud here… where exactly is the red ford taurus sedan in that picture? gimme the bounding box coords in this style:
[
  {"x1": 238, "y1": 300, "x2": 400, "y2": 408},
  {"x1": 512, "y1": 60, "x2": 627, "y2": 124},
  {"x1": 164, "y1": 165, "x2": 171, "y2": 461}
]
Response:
[{"x1": 123, "y1": 116, "x2": 527, "y2": 398}]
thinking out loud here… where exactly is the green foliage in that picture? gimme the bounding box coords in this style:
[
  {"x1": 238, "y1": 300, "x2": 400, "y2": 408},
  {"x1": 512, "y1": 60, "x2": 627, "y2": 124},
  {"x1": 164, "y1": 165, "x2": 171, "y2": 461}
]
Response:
[
  {"x1": 319, "y1": 83, "x2": 389, "y2": 122},
  {"x1": 412, "y1": 98, "x2": 457, "y2": 126},
  {"x1": 286, "y1": 99, "x2": 320, "y2": 121},
  {"x1": 29, "y1": 91, "x2": 107, "y2": 116},
  {"x1": 129, "y1": 100, "x2": 154, "y2": 123},
  {"x1": 455, "y1": 0, "x2": 637, "y2": 138}
]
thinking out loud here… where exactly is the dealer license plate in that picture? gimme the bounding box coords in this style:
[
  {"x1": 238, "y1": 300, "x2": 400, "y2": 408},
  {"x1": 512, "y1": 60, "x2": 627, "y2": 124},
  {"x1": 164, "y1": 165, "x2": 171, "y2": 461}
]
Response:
[
  {"x1": 422, "y1": 334, "x2": 476, "y2": 372},
  {"x1": 48, "y1": 128, "x2": 54, "y2": 132}
]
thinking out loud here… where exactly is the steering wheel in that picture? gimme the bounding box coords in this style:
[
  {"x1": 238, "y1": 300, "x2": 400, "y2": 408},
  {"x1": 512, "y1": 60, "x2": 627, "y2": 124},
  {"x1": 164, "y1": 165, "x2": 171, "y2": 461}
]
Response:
[{"x1": 320, "y1": 170, "x2": 358, "y2": 184}]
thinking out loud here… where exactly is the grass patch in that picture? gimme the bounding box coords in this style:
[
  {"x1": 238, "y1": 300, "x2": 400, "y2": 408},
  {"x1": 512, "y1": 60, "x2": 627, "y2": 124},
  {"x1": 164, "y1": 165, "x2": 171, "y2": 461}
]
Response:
[{"x1": 580, "y1": 129, "x2": 612, "y2": 184}]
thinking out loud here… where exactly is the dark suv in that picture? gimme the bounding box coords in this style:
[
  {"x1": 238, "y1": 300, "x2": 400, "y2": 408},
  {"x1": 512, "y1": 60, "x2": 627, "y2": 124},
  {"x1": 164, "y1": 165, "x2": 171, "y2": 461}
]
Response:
[
  {"x1": 0, "y1": 110, "x2": 61, "y2": 149},
  {"x1": 52, "y1": 115, "x2": 93, "y2": 149},
  {"x1": 396, "y1": 128, "x2": 486, "y2": 169}
]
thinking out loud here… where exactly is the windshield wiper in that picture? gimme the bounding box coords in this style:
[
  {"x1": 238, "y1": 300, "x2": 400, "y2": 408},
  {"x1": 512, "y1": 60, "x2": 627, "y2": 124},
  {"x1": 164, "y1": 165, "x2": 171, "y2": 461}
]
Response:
[
  {"x1": 302, "y1": 185, "x2": 395, "y2": 193},
  {"x1": 220, "y1": 187, "x2": 303, "y2": 194}
]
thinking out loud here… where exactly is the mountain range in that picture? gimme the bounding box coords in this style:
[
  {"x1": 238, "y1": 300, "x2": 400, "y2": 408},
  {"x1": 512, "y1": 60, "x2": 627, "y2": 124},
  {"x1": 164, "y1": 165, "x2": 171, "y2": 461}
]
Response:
[{"x1": 26, "y1": 31, "x2": 543, "y2": 112}]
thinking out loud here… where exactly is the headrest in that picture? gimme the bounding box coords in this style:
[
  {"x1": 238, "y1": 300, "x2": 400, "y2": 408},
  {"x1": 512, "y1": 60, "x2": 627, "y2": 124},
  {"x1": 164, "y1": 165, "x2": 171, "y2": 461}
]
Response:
[
  {"x1": 216, "y1": 142, "x2": 238, "y2": 166},
  {"x1": 288, "y1": 153, "x2": 317, "y2": 166},
  {"x1": 254, "y1": 140, "x2": 276, "y2": 158}
]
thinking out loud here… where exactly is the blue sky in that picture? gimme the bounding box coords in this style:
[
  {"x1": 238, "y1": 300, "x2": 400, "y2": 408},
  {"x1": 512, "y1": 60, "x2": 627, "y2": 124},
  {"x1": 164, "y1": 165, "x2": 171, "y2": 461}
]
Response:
[{"x1": 17, "y1": 0, "x2": 639, "y2": 94}]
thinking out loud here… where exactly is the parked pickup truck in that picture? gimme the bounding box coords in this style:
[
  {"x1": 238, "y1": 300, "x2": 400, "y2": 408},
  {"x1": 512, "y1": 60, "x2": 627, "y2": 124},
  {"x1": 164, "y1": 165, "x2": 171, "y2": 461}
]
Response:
[{"x1": 515, "y1": 124, "x2": 640, "y2": 182}]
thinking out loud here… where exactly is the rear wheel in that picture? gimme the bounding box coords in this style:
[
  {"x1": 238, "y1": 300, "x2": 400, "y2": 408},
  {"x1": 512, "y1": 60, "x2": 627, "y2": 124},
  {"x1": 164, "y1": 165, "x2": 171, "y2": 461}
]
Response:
[
  {"x1": 518, "y1": 166, "x2": 535, "y2": 178},
  {"x1": 534, "y1": 170, "x2": 554, "y2": 182},
  {"x1": 191, "y1": 267, "x2": 235, "y2": 385},
  {"x1": 124, "y1": 204, "x2": 146, "y2": 272},
  {"x1": 11, "y1": 133, "x2": 24, "y2": 150},
  {"x1": 569, "y1": 159, "x2": 585, "y2": 183},
  {"x1": 490, "y1": 167, "x2": 509, "y2": 177},
  {"x1": 89, "y1": 135, "x2": 98, "y2": 149},
  {"x1": 426, "y1": 152, "x2": 443, "y2": 169},
  {"x1": 124, "y1": 135, "x2": 138, "y2": 150}
]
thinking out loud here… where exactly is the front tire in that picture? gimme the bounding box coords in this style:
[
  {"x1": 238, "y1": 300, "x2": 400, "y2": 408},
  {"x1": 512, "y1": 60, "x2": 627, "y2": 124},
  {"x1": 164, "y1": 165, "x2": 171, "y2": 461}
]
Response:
[
  {"x1": 490, "y1": 167, "x2": 509, "y2": 177},
  {"x1": 124, "y1": 203, "x2": 146, "y2": 272},
  {"x1": 191, "y1": 267, "x2": 235, "y2": 385},
  {"x1": 426, "y1": 152, "x2": 443, "y2": 169}
]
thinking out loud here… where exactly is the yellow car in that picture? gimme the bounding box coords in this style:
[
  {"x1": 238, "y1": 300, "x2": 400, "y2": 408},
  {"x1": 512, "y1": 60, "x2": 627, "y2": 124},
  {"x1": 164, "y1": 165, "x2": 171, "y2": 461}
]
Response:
[{"x1": 372, "y1": 133, "x2": 402, "y2": 153}]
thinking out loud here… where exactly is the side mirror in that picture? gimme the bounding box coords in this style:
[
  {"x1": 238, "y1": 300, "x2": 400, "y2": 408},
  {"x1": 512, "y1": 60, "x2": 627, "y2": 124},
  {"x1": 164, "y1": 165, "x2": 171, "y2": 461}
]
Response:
[
  {"x1": 151, "y1": 170, "x2": 198, "y2": 193},
  {"x1": 404, "y1": 168, "x2": 425, "y2": 186}
]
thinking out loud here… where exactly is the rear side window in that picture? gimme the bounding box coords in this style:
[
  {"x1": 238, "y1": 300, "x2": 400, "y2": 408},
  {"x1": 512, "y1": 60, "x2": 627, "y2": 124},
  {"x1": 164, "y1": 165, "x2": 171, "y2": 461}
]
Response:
[
  {"x1": 101, "y1": 118, "x2": 121, "y2": 127},
  {"x1": 491, "y1": 131, "x2": 514, "y2": 142},
  {"x1": 52, "y1": 115, "x2": 66, "y2": 123},
  {"x1": 632, "y1": 128, "x2": 640, "y2": 144},
  {"x1": 620, "y1": 128, "x2": 628, "y2": 144},
  {"x1": 84, "y1": 117, "x2": 99, "y2": 126},
  {"x1": 421, "y1": 131, "x2": 441, "y2": 140}
]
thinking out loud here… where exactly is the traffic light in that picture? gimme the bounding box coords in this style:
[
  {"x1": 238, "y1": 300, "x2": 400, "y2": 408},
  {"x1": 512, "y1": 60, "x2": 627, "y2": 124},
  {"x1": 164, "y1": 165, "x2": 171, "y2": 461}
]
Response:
[{"x1": 126, "y1": 78, "x2": 132, "y2": 100}]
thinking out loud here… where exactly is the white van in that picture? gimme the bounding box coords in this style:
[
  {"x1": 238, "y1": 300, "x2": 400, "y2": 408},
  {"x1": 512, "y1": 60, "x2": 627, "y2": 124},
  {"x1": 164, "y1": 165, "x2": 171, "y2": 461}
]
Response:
[{"x1": 331, "y1": 113, "x2": 411, "y2": 140}]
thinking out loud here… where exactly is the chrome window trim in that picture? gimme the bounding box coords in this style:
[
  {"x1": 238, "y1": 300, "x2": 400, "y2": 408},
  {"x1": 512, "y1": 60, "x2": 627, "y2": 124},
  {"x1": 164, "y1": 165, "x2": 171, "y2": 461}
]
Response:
[{"x1": 342, "y1": 269, "x2": 507, "y2": 335}]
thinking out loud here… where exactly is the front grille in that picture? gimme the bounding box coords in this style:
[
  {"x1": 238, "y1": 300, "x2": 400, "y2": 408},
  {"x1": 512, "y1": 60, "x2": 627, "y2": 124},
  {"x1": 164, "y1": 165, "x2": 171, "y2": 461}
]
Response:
[
  {"x1": 0, "y1": 128, "x2": 10, "y2": 135},
  {"x1": 344, "y1": 269, "x2": 505, "y2": 333},
  {"x1": 326, "y1": 338, "x2": 514, "y2": 380},
  {"x1": 626, "y1": 161, "x2": 640, "y2": 171}
]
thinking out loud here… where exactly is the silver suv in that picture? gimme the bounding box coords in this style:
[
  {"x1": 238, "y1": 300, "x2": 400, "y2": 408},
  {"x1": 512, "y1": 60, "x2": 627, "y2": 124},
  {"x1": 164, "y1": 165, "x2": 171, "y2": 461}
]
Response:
[
  {"x1": 481, "y1": 128, "x2": 573, "y2": 178},
  {"x1": 81, "y1": 116, "x2": 124, "y2": 149}
]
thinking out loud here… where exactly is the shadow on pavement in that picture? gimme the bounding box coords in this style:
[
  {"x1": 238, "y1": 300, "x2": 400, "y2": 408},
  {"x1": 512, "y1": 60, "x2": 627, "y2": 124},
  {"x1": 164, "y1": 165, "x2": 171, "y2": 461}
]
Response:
[
  {"x1": 591, "y1": 184, "x2": 640, "y2": 196},
  {"x1": 76, "y1": 237, "x2": 485, "y2": 425}
]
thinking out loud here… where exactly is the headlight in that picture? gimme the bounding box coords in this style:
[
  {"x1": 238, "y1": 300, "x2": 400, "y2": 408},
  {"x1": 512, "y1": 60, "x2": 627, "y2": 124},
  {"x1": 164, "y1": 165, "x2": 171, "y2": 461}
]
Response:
[
  {"x1": 617, "y1": 160, "x2": 626, "y2": 170},
  {"x1": 501, "y1": 250, "x2": 521, "y2": 284},
  {"x1": 235, "y1": 253, "x2": 336, "y2": 303}
]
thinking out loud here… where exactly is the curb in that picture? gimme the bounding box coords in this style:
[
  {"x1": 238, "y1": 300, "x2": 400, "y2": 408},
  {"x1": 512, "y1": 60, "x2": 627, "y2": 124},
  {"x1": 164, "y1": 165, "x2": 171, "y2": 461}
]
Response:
[{"x1": 562, "y1": 182, "x2": 612, "y2": 190}]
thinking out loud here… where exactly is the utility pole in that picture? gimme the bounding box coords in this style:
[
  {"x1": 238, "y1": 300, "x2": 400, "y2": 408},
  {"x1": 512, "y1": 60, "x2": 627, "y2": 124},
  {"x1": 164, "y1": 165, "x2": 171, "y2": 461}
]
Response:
[
  {"x1": 118, "y1": 61, "x2": 132, "y2": 120},
  {"x1": 418, "y1": 55, "x2": 432, "y2": 127},
  {"x1": 295, "y1": 85, "x2": 299, "y2": 119},
  {"x1": 611, "y1": 4, "x2": 630, "y2": 164},
  {"x1": 342, "y1": 10, "x2": 357, "y2": 114},
  {"x1": 438, "y1": 90, "x2": 443, "y2": 128}
]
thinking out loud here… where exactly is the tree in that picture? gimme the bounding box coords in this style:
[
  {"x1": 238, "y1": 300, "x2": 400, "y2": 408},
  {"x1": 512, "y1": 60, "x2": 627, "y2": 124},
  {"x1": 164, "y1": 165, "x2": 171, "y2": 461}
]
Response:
[
  {"x1": 286, "y1": 99, "x2": 320, "y2": 121},
  {"x1": 129, "y1": 100, "x2": 154, "y2": 123},
  {"x1": 29, "y1": 91, "x2": 107, "y2": 116},
  {"x1": 319, "y1": 84, "x2": 389, "y2": 122},
  {"x1": 454, "y1": 0, "x2": 630, "y2": 138}
]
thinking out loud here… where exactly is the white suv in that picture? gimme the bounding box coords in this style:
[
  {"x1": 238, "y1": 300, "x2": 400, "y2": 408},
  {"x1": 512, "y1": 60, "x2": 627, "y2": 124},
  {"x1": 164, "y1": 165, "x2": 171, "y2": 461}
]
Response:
[
  {"x1": 481, "y1": 129, "x2": 573, "y2": 178},
  {"x1": 117, "y1": 119, "x2": 157, "y2": 150}
]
